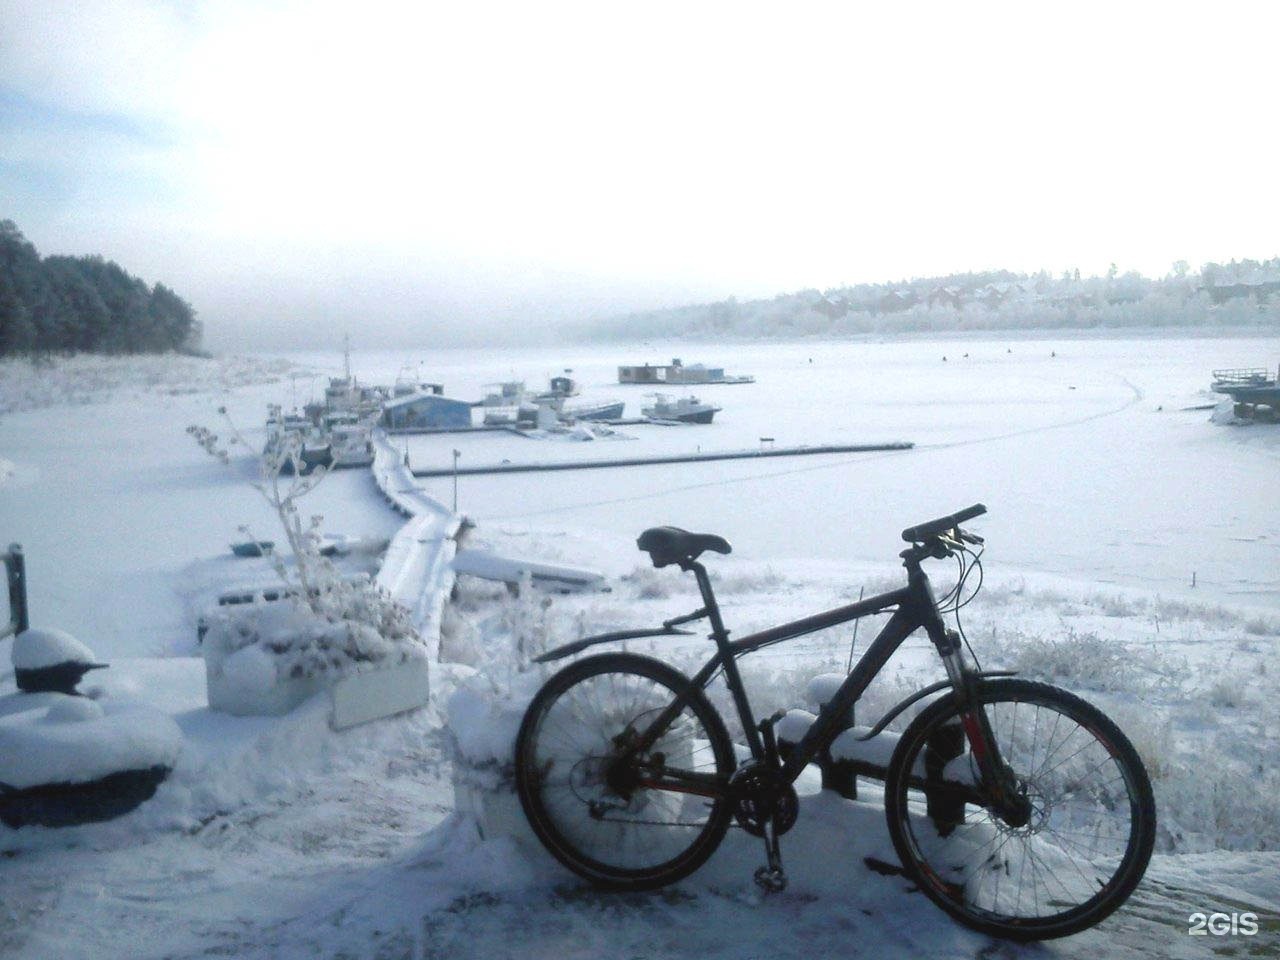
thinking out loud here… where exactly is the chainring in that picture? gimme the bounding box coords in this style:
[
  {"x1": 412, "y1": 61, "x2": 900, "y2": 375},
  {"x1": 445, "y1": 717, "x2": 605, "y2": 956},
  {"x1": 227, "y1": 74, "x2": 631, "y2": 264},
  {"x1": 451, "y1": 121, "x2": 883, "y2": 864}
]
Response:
[{"x1": 730, "y1": 762, "x2": 799, "y2": 837}]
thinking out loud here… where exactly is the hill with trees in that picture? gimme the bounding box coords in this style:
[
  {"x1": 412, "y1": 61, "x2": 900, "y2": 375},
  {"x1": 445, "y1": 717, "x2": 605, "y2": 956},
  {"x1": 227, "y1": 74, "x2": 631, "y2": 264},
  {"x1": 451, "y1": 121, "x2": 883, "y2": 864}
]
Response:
[
  {"x1": 593, "y1": 260, "x2": 1280, "y2": 341},
  {"x1": 0, "y1": 220, "x2": 201, "y2": 356}
]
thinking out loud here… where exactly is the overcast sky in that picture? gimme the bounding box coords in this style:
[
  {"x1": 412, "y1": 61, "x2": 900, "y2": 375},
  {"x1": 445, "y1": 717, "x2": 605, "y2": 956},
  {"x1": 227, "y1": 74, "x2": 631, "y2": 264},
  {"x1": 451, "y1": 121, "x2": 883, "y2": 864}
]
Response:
[{"x1": 2, "y1": 0, "x2": 1278, "y2": 349}]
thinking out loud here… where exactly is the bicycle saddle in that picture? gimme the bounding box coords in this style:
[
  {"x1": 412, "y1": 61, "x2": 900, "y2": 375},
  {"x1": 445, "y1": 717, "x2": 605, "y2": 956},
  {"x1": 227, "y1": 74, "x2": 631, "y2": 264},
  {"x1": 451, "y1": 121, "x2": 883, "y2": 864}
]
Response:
[{"x1": 637, "y1": 526, "x2": 732, "y2": 568}]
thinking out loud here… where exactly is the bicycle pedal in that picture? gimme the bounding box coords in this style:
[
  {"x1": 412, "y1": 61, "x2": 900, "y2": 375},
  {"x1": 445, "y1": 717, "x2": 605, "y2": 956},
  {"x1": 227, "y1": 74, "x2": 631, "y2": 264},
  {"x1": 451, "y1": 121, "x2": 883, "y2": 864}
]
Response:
[{"x1": 753, "y1": 865, "x2": 788, "y2": 893}]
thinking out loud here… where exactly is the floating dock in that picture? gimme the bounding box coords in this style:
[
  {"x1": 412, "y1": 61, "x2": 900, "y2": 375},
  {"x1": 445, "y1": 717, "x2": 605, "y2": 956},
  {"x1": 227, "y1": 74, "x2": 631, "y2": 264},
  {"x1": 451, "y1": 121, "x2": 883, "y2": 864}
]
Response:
[
  {"x1": 1211, "y1": 366, "x2": 1280, "y2": 421},
  {"x1": 410, "y1": 441, "x2": 912, "y2": 477}
]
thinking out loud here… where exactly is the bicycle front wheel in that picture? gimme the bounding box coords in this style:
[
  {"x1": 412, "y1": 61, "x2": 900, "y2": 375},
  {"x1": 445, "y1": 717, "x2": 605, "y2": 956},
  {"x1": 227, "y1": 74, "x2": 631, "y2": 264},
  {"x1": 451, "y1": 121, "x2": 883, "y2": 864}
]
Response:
[
  {"x1": 883, "y1": 678, "x2": 1156, "y2": 940},
  {"x1": 514, "y1": 653, "x2": 735, "y2": 890}
]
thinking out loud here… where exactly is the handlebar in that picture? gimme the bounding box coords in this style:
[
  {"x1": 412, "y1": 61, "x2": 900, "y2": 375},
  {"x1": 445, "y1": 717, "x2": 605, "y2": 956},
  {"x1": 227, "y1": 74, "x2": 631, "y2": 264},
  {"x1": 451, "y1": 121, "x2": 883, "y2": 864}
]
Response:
[{"x1": 901, "y1": 503, "x2": 987, "y2": 543}]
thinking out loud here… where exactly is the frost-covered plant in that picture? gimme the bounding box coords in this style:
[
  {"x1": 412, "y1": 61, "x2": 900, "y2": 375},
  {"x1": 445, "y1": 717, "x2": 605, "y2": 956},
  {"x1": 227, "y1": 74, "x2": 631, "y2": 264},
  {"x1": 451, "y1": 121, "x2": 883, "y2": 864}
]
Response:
[
  {"x1": 188, "y1": 406, "x2": 335, "y2": 609},
  {"x1": 982, "y1": 627, "x2": 1180, "y2": 695},
  {"x1": 189, "y1": 407, "x2": 422, "y2": 682}
]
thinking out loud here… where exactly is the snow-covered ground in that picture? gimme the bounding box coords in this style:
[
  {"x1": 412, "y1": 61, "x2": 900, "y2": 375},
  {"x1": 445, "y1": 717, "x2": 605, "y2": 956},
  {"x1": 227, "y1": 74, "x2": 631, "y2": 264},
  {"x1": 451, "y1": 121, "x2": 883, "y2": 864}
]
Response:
[{"x1": 1, "y1": 336, "x2": 1278, "y2": 959}]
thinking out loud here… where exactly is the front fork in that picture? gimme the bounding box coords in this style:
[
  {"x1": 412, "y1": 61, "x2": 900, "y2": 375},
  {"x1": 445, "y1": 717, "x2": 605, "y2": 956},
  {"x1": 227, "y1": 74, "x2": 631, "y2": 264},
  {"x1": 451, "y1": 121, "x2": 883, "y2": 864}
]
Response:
[{"x1": 939, "y1": 633, "x2": 1032, "y2": 828}]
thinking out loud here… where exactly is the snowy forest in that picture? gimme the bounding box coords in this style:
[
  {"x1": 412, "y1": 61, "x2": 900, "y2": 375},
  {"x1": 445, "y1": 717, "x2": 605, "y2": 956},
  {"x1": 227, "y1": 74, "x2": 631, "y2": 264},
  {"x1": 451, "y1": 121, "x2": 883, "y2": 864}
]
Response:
[
  {"x1": 598, "y1": 260, "x2": 1280, "y2": 340},
  {"x1": 0, "y1": 220, "x2": 201, "y2": 356}
]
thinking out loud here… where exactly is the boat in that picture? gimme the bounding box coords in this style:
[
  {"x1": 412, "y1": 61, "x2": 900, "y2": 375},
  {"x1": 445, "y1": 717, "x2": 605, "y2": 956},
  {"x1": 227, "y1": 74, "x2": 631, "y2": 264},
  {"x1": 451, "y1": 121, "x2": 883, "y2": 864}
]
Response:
[
  {"x1": 534, "y1": 372, "x2": 579, "y2": 402},
  {"x1": 641, "y1": 394, "x2": 720, "y2": 424},
  {"x1": 231, "y1": 540, "x2": 275, "y2": 558},
  {"x1": 392, "y1": 366, "x2": 444, "y2": 399},
  {"x1": 327, "y1": 421, "x2": 375, "y2": 467},
  {"x1": 1210, "y1": 365, "x2": 1280, "y2": 421},
  {"x1": 272, "y1": 430, "x2": 331, "y2": 475},
  {"x1": 618, "y1": 358, "x2": 754, "y2": 386},
  {"x1": 480, "y1": 381, "x2": 527, "y2": 407},
  {"x1": 562, "y1": 399, "x2": 624, "y2": 422}
]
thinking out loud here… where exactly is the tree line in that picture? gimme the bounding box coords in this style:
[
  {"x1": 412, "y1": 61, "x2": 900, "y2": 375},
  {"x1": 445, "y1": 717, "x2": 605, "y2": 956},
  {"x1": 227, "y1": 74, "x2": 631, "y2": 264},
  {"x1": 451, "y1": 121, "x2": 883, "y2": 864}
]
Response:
[
  {"x1": 594, "y1": 260, "x2": 1280, "y2": 341},
  {"x1": 0, "y1": 220, "x2": 201, "y2": 356}
]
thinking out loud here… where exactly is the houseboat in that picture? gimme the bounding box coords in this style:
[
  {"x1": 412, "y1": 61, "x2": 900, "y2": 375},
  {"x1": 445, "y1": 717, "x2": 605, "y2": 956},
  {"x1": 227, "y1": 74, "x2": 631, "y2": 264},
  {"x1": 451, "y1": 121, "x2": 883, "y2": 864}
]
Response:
[{"x1": 618, "y1": 358, "x2": 754, "y2": 385}]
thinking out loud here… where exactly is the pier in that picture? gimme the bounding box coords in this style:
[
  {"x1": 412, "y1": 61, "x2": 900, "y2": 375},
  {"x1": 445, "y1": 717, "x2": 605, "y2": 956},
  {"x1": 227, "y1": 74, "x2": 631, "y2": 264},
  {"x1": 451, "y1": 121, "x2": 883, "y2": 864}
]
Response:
[{"x1": 410, "y1": 441, "x2": 913, "y2": 478}]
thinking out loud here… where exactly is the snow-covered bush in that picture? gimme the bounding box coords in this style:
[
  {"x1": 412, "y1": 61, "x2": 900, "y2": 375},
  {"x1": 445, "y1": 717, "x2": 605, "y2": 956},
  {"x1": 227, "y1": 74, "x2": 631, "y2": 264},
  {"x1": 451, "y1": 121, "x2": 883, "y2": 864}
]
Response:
[
  {"x1": 621, "y1": 564, "x2": 684, "y2": 599},
  {"x1": 0, "y1": 353, "x2": 300, "y2": 414},
  {"x1": 984, "y1": 627, "x2": 1179, "y2": 694}
]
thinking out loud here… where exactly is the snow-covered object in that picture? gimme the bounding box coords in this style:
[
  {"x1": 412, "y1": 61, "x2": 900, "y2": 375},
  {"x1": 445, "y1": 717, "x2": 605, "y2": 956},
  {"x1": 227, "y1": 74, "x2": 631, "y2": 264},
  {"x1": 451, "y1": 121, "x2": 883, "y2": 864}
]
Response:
[
  {"x1": 805, "y1": 673, "x2": 845, "y2": 710},
  {"x1": 451, "y1": 548, "x2": 609, "y2": 594},
  {"x1": 202, "y1": 601, "x2": 428, "y2": 717},
  {"x1": 13, "y1": 627, "x2": 108, "y2": 694},
  {"x1": 446, "y1": 670, "x2": 542, "y2": 844},
  {"x1": 12, "y1": 628, "x2": 100, "y2": 672},
  {"x1": 370, "y1": 429, "x2": 462, "y2": 662},
  {"x1": 0, "y1": 692, "x2": 181, "y2": 791},
  {"x1": 1210, "y1": 397, "x2": 1249, "y2": 424},
  {"x1": 330, "y1": 658, "x2": 430, "y2": 730}
]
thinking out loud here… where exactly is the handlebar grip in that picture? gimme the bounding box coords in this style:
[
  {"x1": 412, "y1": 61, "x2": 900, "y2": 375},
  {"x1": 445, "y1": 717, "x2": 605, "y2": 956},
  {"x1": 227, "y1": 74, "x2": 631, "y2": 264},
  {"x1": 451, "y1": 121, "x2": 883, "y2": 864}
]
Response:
[{"x1": 901, "y1": 503, "x2": 987, "y2": 543}]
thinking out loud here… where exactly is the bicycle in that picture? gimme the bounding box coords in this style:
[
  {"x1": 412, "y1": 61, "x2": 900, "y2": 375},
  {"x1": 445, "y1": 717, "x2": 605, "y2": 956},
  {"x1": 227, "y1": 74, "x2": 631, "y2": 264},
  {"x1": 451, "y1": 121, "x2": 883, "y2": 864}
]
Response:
[{"x1": 513, "y1": 504, "x2": 1156, "y2": 941}]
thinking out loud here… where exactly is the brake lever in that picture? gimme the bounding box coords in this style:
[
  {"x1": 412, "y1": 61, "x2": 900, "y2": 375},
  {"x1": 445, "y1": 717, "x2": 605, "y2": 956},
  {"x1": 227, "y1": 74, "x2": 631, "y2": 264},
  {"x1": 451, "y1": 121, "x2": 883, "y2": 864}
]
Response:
[{"x1": 958, "y1": 528, "x2": 985, "y2": 545}]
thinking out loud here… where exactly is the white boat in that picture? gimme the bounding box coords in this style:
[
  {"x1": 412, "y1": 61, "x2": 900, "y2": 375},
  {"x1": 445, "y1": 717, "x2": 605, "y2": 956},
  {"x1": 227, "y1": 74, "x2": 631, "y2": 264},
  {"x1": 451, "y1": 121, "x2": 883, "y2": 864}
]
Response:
[
  {"x1": 328, "y1": 422, "x2": 374, "y2": 467},
  {"x1": 480, "y1": 381, "x2": 527, "y2": 407},
  {"x1": 641, "y1": 394, "x2": 720, "y2": 424},
  {"x1": 562, "y1": 399, "x2": 624, "y2": 421}
]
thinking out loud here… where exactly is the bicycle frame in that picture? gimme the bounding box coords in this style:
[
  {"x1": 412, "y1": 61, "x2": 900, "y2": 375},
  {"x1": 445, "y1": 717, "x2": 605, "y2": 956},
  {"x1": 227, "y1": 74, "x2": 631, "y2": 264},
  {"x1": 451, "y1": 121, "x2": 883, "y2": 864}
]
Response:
[{"x1": 629, "y1": 551, "x2": 991, "y2": 795}]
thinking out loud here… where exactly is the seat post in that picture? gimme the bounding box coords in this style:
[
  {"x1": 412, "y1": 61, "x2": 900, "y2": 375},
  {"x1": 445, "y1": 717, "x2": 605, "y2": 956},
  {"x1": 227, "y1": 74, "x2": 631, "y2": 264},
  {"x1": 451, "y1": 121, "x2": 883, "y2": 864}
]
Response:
[{"x1": 685, "y1": 560, "x2": 730, "y2": 643}]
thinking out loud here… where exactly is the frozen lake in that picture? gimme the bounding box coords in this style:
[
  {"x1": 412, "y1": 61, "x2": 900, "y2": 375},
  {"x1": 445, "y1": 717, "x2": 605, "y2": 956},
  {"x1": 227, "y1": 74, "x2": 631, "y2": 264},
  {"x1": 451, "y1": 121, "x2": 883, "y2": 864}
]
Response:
[
  {"x1": 293, "y1": 334, "x2": 1280, "y2": 609},
  {"x1": 2, "y1": 332, "x2": 1277, "y2": 664}
]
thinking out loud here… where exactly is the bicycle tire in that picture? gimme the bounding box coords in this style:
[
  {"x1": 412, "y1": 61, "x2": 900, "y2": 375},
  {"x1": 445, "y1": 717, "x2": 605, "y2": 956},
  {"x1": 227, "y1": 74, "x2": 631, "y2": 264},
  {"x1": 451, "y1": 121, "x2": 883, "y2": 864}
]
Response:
[
  {"x1": 514, "y1": 652, "x2": 736, "y2": 890},
  {"x1": 883, "y1": 678, "x2": 1156, "y2": 940}
]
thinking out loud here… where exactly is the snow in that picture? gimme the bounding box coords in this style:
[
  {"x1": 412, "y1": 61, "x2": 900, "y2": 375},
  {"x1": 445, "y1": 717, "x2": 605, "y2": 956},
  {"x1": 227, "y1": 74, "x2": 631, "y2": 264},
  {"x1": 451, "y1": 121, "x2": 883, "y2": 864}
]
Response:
[
  {"x1": 0, "y1": 693, "x2": 181, "y2": 789},
  {"x1": 11, "y1": 628, "x2": 101, "y2": 671},
  {"x1": 451, "y1": 547, "x2": 609, "y2": 592},
  {"x1": 1, "y1": 338, "x2": 1279, "y2": 958}
]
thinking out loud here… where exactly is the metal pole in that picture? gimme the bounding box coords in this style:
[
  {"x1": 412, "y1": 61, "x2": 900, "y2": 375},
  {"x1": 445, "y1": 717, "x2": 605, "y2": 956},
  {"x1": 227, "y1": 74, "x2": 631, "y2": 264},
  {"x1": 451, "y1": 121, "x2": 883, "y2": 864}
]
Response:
[{"x1": 4, "y1": 543, "x2": 28, "y2": 639}]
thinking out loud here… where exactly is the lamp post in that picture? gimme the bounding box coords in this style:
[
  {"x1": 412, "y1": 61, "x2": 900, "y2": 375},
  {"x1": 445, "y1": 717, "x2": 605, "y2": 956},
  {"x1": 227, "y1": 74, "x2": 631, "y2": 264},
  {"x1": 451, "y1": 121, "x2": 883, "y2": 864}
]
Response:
[{"x1": 451, "y1": 449, "x2": 460, "y2": 513}]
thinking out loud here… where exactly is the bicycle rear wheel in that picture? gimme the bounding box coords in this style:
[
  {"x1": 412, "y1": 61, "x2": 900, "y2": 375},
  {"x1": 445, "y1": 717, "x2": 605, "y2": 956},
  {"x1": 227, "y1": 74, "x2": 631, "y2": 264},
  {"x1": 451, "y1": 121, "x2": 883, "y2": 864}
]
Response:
[
  {"x1": 883, "y1": 678, "x2": 1155, "y2": 940},
  {"x1": 514, "y1": 653, "x2": 735, "y2": 890}
]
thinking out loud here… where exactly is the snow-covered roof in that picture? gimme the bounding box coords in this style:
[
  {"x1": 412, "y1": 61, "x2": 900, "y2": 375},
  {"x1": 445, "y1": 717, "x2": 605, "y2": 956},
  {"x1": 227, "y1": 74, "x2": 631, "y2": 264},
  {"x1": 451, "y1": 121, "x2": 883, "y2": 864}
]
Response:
[{"x1": 382, "y1": 391, "x2": 467, "y2": 410}]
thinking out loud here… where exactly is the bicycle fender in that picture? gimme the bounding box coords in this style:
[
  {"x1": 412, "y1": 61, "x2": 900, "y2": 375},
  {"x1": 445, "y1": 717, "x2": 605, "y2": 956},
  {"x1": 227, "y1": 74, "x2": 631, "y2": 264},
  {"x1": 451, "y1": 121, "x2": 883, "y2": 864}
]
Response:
[
  {"x1": 534, "y1": 625, "x2": 694, "y2": 663},
  {"x1": 855, "y1": 670, "x2": 1018, "y2": 741}
]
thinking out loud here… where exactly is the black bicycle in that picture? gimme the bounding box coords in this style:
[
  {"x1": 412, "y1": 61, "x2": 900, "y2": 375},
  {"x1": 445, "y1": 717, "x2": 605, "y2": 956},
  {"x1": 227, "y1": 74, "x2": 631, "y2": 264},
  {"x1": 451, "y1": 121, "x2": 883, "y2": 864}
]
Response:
[{"x1": 513, "y1": 504, "x2": 1156, "y2": 941}]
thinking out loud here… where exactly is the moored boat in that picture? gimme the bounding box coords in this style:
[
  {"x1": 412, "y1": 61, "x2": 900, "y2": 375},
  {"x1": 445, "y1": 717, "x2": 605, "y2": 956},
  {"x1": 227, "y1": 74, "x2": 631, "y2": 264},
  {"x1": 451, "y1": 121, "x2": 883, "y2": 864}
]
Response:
[
  {"x1": 619, "y1": 358, "x2": 754, "y2": 386},
  {"x1": 641, "y1": 394, "x2": 720, "y2": 424}
]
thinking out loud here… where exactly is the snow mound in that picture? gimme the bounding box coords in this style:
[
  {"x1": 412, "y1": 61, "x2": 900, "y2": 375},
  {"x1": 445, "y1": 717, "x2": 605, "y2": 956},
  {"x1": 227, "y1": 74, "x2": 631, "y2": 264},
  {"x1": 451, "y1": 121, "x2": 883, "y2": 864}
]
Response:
[
  {"x1": 12, "y1": 628, "x2": 101, "y2": 670},
  {"x1": 0, "y1": 693, "x2": 182, "y2": 790}
]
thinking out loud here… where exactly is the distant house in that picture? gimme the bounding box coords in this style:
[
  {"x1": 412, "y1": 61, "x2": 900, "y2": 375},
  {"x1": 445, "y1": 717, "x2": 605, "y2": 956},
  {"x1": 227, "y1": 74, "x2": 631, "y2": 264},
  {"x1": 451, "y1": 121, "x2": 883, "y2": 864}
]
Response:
[
  {"x1": 1207, "y1": 280, "x2": 1280, "y2": 305},
  {"x1": 813, "y1": 295, "x2": 850, "y2": 319},
  {"x1": 877, "y1": 289, "x2": 917, "y2": 313},
  {"x1": 381, "y1": 393, "x2": 472, "y2": 431},
  {"x1": 927, "y1": 286, "x2": 963, "y2": 309}
]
